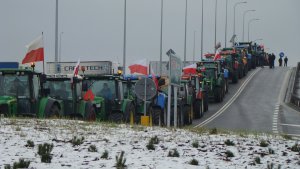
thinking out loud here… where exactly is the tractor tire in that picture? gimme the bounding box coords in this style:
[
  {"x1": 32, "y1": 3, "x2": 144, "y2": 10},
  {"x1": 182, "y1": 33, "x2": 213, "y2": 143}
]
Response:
[
  {"x1": 151, "y1": 107, "x2": 161, "y2": 126},
  {"x1": 108, "y1": 112, "x2": 123, "y2": 123},
  {"x1": 183, "y1": 105, "x2": 192, "y2": 125},
  {"x1": 214, "y1": 87, "x2": 222, "y2": 102},
  {"x1": 48, "y1": 104, "x2": 60, "y2": 118},
  {"x1": 85, "y1": 104, "x2": 96, "y2": 121},
  {"x1": 124, "y1": 103, "x2": 135, "y2": 123},
  {"x1": 194, "y1": 100, "x2": 203, "y2": 119},
  {"x1": 232, "y1": 71, "x2": 238, "y2": 84},
  {"x1": 225, "y1": 79, "x2": 229, "y2": 94}
]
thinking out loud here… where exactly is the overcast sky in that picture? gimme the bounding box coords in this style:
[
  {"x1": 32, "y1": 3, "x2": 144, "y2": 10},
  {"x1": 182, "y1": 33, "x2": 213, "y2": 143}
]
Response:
[{"x1": 0, "y1": 0, "x2": 299, "y2": 71}]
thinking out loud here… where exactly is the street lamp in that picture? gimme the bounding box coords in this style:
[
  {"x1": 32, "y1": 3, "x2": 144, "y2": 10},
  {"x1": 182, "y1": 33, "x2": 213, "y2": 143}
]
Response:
[
  {"x1": 243, "y1": 10, "x2": 255, "y2": 41},
  {"x1": 184, "y1": 0, "x2": 188, "y2": 66},
  {"x1": 159, "y1": 0, "x2": 164, "y2": 75},
  {"x1": 55, "y1": 0, "x2": 59, "y2": 73},
  {"x1": 214, "y1": 0, "x2": 218, "y2": 53},
  {"x1": 248, "y1": 18, "x2": 259, "y2": 41},
  {"x1": 123, "y1": 0, "x2": 127, "y2": 75},
  {"x1": 193, "y1": 31, "x2": 196, "y2": 62},
  {"x1": 200, "y1": 0, "x2": 204, "y2": 60},
  {"x1": 225, "y1": 0, "x2": 228, "y2": 47},
  {"x1": 233, "y1": 1, "x2": 247, "y2": 41},
  {"x1": 59, "y1": 32, "x2": 64, "y2": 62}
]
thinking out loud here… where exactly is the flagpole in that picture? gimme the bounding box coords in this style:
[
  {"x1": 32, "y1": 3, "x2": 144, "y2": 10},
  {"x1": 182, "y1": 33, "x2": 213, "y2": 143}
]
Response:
[{"x1": 42, "y1": 32, "x2": 45, "y2": 74}]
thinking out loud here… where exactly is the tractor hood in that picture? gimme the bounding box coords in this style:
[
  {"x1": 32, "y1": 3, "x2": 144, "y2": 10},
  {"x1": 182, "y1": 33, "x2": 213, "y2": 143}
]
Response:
[{"x1": 0, "y1": 96, "x2": 17, "y2": 105}]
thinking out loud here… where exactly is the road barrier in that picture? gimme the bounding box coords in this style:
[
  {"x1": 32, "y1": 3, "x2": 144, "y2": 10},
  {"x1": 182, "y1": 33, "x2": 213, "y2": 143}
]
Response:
[{"x1": 290, "y1": 62, "x2": 300, "y2": 108}]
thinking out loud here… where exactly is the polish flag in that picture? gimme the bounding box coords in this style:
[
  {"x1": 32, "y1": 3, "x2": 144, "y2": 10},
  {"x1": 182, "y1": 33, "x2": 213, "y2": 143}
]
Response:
[
  {"x1": 22, "y1": 35, "x2": 44, "y2": 64},
  {"x1": 83, "y1": 89, "x2": 95, "y2": 101},
  {"x1": 150, "y1": 68, "x2": 158, "y2": 90},
  {"x1": 213, "y1": 50, "x2": 222, "y2": 61},
  {"x1": 73, "y1": 59, "x2": 80, "y2": 76},
  {"x1": 128, "y1": 59, "x2": 148, "y2": 75},
  {"x1": 183, "y1": 63, "x2": 197, "y2": 75}
]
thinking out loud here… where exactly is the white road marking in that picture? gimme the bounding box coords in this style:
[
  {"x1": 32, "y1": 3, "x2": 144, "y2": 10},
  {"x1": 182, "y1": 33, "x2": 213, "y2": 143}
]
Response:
[{"x1": 194, "y1": 68, "x2": 261, "y2": 128}]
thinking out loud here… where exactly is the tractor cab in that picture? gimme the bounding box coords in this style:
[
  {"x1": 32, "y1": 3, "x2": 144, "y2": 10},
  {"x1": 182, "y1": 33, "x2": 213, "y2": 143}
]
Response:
[{"x1": 0, "y1": 68, "x2": 42, "y2": 117}]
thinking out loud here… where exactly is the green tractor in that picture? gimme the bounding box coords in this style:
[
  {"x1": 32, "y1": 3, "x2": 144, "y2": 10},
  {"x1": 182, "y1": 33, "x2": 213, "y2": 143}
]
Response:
[
  {"x1": 42, "y1": 74, "x2": 103, "y2": 121},
  {"x1": 82, "y1": 74, "x2": 135, "y2": 123},
  {"x1": 0, "y1": 67, "x2": 61, "y2": 118},
  {"x1": 196, "y1": 61, "x2": 225, "y2": 103},
  {"x1": 181, "y1": 74, "x2": 208, "y2": 120}
]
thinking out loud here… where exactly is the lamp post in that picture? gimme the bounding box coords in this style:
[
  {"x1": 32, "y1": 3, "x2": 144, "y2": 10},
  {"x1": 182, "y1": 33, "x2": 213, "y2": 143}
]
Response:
[
  {"x1": 243, "y1": 9, "x2": 255, "y2": 41},
  {"x1": 248, "y1": 18, "x2": 259, "y2": 41},
  {"x1": 193, "y1": 31, "x2": 196, "y2": 62},
  {"x1": 159, "y1": 0, "x2": 164, "y2": 75},
  {"x1": 123, "y1": 0, "x2": 127, "y2": 75},
  {"x1": 184, "y1": 0, "x2": 188, "y2": 66},
  {"x1": 225, "y1": 0, "x2": 228, "y2": 47},
  {"x1": 59, "y1": 32, "x2": 64, "y2": 62},
  {"x1": 233, "y1": 1, "x2": 247, "y2": 41},
  {"x1": 214, "y1": 0, "x2": 218, "y2": 53},
  {"x1": 200, "y1": 0, "x2": 204, "y2": 60},
  {"x1": 55, "y1": 0, "x2": 59, "y2": 73}
]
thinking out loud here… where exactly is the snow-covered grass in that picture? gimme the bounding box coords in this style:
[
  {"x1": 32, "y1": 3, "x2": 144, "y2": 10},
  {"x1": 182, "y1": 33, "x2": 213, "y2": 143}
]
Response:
[{"x1": 0, "y1": 118, "x2": 300, "y2": 169}]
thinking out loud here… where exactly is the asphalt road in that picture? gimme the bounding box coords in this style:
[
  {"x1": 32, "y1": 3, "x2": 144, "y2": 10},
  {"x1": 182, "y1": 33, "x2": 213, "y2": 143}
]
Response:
[{"x1": 193, "y1": 66, "x2": 290, "y2": 133}]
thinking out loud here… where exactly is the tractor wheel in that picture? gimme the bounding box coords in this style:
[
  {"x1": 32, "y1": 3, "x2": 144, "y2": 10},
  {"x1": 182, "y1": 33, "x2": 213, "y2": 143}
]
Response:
[
  {"x1": 225, "y1": 79, "x2": 229, "y2": 93},
  {"x1": 124, "y1": 103, "x2": 135, "y2": 123},
  {"x1": 85, "y1": 105, "x2": 96, "y2": 122},
  {"x1": 232, "y1": 71, "x2": 238, "y2": 84},
  {"x1": 0, "y1": 104, "x2": 9, "y2": 117},
  {"x1": 109, "y1": 112, "x2": 123, "y2": 123},
  {"x1": 48, "y1": 104, "x2": 60, "y2": 118},
  {"x1": 183, "y1": 105, "x2": 192, "y2": 125},
  {"x1": 151, "y1": 107, "x2": 161, "y2": 126},
  {"x1": 214, "y1": 87, "x2": 222, "y2": 102},
  {"x1": 194, "y1": 100, "x2": 203, "y2": 119}
]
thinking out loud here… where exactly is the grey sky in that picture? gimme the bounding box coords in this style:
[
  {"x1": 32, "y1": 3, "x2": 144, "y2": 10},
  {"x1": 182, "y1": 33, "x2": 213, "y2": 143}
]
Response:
[{"x1": 0, "y1": 0, "x2": 299, "y2": 71}]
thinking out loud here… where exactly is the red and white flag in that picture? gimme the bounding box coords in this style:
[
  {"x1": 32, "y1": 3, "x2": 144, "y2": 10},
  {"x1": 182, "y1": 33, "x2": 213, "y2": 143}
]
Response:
[
  {"x1": 150, "y1": 68, "x2": 158, "y2": 90},
  {"x1": 83, "y1": 89, "x2": 95, "y2": 101},
  {"x1": 73, "y1": 59, "x2": 80, "y2": 76},
  {"x1": 22, "y1": 35, "x2": 44, "y2": 64},
  {"x1": 183, "y1": 63, "x2": 197, "y2": 75},
  {"x1": 213, "y1": 50, "x2": 222, "y2": 61},
  {"x1": 128, "y1": 59, "x2": 148, "y2": 75}
]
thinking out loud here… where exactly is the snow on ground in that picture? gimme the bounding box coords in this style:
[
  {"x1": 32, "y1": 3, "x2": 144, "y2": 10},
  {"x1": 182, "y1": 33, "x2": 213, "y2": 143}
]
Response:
[{"x1": 0, "y1": 118, "x2": 300, "y2": 169}]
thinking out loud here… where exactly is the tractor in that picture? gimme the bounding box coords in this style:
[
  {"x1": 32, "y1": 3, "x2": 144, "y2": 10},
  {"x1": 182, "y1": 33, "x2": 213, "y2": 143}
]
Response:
[
  {"x1": 82, "y1": 74, "x2": 135, "y2": 123},
  {"x1": 196, "y1": 61, "x2": 226, "y2": 103},
  {"x1": 42, "y1": 74, "x2": 102, "y2": 121}
]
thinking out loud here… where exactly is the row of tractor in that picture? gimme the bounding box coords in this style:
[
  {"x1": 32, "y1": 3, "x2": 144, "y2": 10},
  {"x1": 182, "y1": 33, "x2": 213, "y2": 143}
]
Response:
[{"x1": 0, "y1": 42, "x2": 265, "y2": 126}]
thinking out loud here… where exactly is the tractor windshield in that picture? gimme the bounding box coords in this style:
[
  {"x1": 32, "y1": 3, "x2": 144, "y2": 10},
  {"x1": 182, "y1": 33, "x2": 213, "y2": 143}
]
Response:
[
  {"x1": 86, "y1": 80, "x2": 116, "y2": 101},
  {"x1": 44, "y1": 80, "x2": 72, "y2": 99},
  {"x1": 0, "y1": 74, "x2": 30, "y2": 97},
  {"x1": 203, "y1": 68, "x2": 217, "y2": 79}
]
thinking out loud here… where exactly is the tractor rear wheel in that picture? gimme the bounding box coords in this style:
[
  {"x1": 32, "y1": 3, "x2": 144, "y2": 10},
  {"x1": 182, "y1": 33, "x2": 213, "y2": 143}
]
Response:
[
  {"x1": 109, "y1": 112, "x2": 123, "y2": 123},
  {"x1": 151, "y1": 107, "x2": 161, "y2": 126},
  {"x1": 48, "y1": 104, "x2": 60, "y2": 118},
  {"x1": 85, "y1": 105, "x2": 96, "y2": 121},
  {"x1": 183, "y1": 105, "x2": 192, "y2": 125},
  {"x1": 124, "y1": 103, "x2": 135, "y2": 123},
  {"x1": 194, "y1": 100, "x2": 203, "y2": 119}
]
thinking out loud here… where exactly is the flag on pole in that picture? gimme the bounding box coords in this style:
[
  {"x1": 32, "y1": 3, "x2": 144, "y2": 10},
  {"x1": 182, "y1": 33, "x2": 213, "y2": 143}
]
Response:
[
  {"x1": 22, "y1": 35, "x2": 44, "y2": 64},
  {"x1": 128, "y1": 59, "x2": 148, "y2": 75},
  {"x1": 183, "y1": 63, "x2": 197, "y2": 74},
  {"x1": 73, "y1": 59, "x2": 80, "y2": 76},
  {"x1": 213, "y1": 50, "x2": 222, "y2": 61}
]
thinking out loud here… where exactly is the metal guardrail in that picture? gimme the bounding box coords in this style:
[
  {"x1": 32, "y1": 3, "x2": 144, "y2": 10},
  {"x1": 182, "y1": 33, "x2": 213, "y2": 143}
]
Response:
[{"x1": 290, "y1": 62, "x2": 300, "y2": 107}]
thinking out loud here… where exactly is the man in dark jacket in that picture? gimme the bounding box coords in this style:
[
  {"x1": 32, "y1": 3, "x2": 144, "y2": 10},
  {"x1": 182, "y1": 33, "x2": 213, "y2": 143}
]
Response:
[{"x1": 284, "y1": 56, "x2": 288, "y2": 67}]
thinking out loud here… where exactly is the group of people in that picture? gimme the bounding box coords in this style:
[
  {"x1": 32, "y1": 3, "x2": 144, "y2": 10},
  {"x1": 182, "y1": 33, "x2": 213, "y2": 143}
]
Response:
[{"x1": 267, "y1": 53, "x2": 288, "y2": 68}]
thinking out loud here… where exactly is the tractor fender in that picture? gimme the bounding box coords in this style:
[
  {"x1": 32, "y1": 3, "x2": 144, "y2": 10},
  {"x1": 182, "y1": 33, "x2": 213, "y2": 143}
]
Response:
[
  {"x1": 0, "y1": 96, "x2": 17, "y2": 117},
  {"x1": 39, "y1": 97, "x2": 62, "y2": 118}
]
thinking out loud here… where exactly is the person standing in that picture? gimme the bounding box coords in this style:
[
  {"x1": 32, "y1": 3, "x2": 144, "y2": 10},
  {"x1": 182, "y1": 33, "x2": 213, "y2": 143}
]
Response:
[
  {"x1": 284, "y1": 56, "x2": 288, "y2": 67},
  {"x1": 278, "y1": 57, "x2": 283, "y2": 67},
  {"x1": 271, "y1": 53, "x2": 276, "y2": 68},
  {"x1": 268, "y1": 54, "x2": 272, "y2": 69}
]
